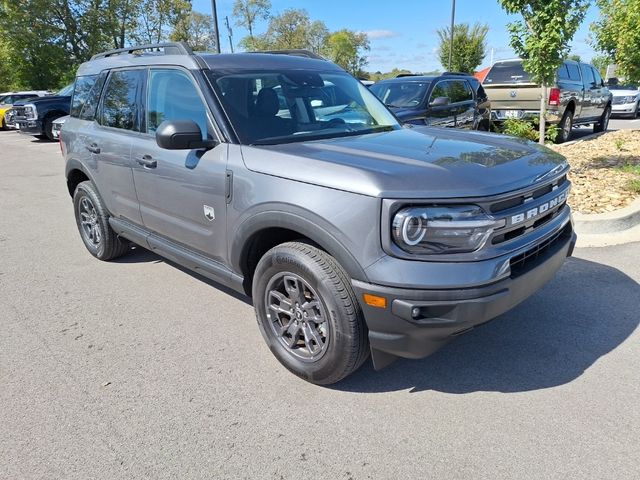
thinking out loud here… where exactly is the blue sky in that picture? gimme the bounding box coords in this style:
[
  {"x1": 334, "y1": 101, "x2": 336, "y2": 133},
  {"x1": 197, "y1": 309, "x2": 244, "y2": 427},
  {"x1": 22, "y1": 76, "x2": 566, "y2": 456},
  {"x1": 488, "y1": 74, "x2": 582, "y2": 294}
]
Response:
[{"x1": 191, "y1": 0, "x2": 602, "y2": 72}]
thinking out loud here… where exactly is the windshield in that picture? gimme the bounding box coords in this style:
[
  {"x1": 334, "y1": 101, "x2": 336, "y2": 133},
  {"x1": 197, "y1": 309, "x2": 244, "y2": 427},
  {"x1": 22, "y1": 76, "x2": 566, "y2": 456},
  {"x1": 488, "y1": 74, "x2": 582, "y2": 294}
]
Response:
[
  {"x1": 207, "y1": 69, "x2": 400, "y2": 145},
  {"x1": 57, "y1": 84, "x2": 74, "y2": 96},
  {"x1": 484, "y1": 61, "x2": 533, "y2": 84},
  {"x1": 369, "y1": 81, "x2": 431, "y2": 108},
  {"x1": 0, "y1": 95, "x2": 9, "y2": 105}
]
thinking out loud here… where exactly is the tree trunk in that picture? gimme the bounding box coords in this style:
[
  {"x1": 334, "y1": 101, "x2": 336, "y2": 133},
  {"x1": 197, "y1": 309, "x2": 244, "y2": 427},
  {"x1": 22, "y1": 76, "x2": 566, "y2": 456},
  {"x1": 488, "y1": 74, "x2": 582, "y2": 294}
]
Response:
[{"x1": 539, "y1": 83, "x2": 547, "y2": 145}]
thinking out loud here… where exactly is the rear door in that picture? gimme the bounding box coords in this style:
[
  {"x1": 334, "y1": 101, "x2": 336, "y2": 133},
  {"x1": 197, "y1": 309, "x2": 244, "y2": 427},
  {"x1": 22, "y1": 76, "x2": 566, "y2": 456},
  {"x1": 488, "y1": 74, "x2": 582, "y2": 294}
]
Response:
[
  {"x1": 580, "y1": 63, "x2": 597, "y2": 119},
  {"x1": 130, "y1": 67, "x2": 228, "y2": 263}
]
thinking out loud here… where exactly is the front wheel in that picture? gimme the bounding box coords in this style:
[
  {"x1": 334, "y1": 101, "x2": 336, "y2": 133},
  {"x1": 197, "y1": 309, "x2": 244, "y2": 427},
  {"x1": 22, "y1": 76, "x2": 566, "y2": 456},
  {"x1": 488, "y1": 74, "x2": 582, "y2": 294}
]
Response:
[
  {"x1": 594, "y1": 105, "x2": 611, "y2": 133},
  {"x1": 252, "y1": 242, "x2": 369, "y2": 385}
]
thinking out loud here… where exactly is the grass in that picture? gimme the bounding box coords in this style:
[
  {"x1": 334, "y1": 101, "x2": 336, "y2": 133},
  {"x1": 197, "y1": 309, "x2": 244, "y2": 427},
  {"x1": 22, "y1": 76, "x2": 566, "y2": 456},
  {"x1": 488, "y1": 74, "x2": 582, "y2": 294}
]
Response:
[
  {"x1": 619, "y1": 163, "x2": 640, "y2": 175},
  {"x1": 627, "y1": 178, "x2": 640, "y2": 194},
  {"x1": 619, "y1": 163, "x2": 640, "y2": 193}
]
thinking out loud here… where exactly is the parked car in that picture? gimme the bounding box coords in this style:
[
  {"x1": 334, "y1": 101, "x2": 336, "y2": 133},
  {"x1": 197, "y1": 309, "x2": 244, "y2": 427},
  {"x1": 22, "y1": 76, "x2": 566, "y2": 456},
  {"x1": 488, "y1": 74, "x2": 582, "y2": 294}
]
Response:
[
  {"x1": 608, "y1": 83, "x2": 640, "y2": 118},
  {"x1": 369, "y1": 73, "x2": 491, "y2": 130},
  {"x1": 51, "y1": 115, "x2": 69, "y2": 140},
  {"x1": 14, "y1": 84, "x2": 73, "y2": 140},
  {"x1": 483, "y1": 59, "x2": 613, "y2": 143},
  {"x1": 0, "y1": 91, "x2": 49, "y2": 129},
  {"x1": 63, "y1": 42, "x2": 576, "y2": 384}
]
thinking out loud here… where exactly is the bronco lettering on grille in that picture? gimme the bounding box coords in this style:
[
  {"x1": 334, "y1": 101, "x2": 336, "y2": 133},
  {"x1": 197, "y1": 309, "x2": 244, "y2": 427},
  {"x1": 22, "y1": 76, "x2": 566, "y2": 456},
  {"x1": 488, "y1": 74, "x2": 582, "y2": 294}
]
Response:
[{"x1": 509, "y1": 191, "x2": 568, "y2": 226}]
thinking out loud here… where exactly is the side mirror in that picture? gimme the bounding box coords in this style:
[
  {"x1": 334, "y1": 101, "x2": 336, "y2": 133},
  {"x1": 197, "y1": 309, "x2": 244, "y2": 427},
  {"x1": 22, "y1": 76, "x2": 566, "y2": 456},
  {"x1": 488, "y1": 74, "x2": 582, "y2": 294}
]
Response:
[
  {"x1": 430, "y1": 96, "x2": 450, "y2": 107},
  {"x1": 155, "y1": 120, "x2": 217, "y2": 150}
]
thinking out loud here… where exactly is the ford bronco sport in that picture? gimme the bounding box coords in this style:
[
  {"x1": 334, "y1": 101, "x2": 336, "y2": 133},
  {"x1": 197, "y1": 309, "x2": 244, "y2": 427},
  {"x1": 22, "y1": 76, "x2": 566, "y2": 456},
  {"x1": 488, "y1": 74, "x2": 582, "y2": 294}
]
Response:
[{"x1": 63, "y1": 42, "x2": 577, "y2": 385}]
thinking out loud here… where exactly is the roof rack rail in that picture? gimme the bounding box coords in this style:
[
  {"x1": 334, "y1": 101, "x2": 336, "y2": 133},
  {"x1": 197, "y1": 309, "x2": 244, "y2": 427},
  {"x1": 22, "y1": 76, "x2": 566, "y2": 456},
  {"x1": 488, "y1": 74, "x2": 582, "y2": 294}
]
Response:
[
  {"x1": 90, "y1": 42, "x2": 193, "y2": 61},
  {"x1": 251, "y1": 49, "x2": 326, "y2": 60},
  {"x1": 441, "y1": 71, "x2": 470, "y2": 76}
]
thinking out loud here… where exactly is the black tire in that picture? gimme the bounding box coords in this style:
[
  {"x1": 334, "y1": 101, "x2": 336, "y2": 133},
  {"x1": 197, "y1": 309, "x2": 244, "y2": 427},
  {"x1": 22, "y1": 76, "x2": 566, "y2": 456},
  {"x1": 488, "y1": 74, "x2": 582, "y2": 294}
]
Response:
[
  {"x1": 252, "y1": 242, "x2": 369, "y2": 385},
  {"x1": 635, "y1": 102, "x2": 640, "y2": 119},
  {"x1": 44, "y1": 117, "x2": 55, "y2": 141},
  {"x1": 594, "y1": 105, "x2": 611, "y2": 133},
  {"x1": 554, "y1": 109, "x2": 574, "y2": 144},
  {"x1": 73, "y1": 181, "x2": 129, "y2": 261}
]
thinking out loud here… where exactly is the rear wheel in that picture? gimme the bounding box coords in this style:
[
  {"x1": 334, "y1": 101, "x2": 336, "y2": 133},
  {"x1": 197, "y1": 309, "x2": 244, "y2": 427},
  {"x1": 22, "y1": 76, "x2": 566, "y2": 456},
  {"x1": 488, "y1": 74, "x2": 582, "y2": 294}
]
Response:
[
  {"x1": 44, "y1": 118, "x2": 55, "y2": 141},
  {"x1": 73, "y1": 181, "x2": 130, "y2": 261},
  {"x1": 554, "y1": 110, "x2": 574, "y2": 144},
  {"x1": 252, "y1": 242, "x2": 369, "y2": 385},
  {"x1": 594, "y1": 105, "x2": 611, "y2": 133}
]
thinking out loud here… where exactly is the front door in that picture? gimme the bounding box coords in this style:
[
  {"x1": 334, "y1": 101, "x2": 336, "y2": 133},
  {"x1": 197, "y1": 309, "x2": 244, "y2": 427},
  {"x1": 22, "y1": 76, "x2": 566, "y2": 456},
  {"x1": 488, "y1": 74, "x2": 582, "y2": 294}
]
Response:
[
  {"x1": 426, "y1": 80, "x2": 456, "y2": 127},
  {"x1": 130, "y1": 67, "x2": 228, "y2": 263}
]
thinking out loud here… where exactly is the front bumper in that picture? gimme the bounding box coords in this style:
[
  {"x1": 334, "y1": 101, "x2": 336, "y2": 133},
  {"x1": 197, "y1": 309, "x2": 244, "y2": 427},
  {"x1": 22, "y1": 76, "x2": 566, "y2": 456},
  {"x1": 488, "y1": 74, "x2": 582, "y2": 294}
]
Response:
[
  {"x1": 353, "y1": 219, "x2": 576, "y2": 369},
  {"x1": 611, "y1": 103, "x2": 637, "y2": 117},
  {"x1": 16, "y1": 119, "x2": 43, "y2": 135}
]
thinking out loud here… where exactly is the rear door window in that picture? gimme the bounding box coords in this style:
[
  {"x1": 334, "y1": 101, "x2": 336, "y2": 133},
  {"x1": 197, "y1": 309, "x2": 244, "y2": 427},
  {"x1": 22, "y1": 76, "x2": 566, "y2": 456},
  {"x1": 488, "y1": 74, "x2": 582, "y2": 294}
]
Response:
[
  {"x1": 484, "y1": 62, "x2": 533, "y2": 84},
  {"x1": 99, "y1": 69, "x2": 144, "y2": 131},
  {"x1": 146, "y1": 68, "x2": 209, "y2": 137}
]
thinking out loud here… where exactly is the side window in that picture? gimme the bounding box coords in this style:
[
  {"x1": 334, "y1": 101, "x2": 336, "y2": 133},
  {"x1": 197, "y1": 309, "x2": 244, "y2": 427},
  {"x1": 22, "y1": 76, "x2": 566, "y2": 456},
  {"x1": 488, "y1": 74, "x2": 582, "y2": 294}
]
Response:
[
  {"x1": 429, "y1": 81, "x2": 450, "y2": 103},
  {"x1": 557, "y1": 64, "x2": 570, "y2": 81},
  {"x1": 448, "y1": 80, "x2": 473, "y2": 103},
  {"x1": 71, "y1": 75, "x2": 100, "y2": 118},
  {"x1": 580, "y1": 63, "x2": 595, "y2": 87},
  {"x1": 80, "y1": 72, "x2": 107, "y2": 120},
  {"x1": 592, "y1": 67, "x2": 604, "y2": 87},
  {"x1": 147, "y1": 69, "x2": 209, "y2": 137},
  {"x1": 566, "y1": 63, "x2": 581, "y2": 82},
  {"x1": 99, "y1": 69, "x2": 143, "y2": 131}
]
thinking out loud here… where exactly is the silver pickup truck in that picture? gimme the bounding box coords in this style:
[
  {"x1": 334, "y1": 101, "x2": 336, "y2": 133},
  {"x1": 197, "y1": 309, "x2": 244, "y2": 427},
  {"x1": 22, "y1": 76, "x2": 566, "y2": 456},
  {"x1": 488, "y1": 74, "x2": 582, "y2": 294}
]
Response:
[{"x1": 483, "y1": 59, "x2": 612, "y2": 143}]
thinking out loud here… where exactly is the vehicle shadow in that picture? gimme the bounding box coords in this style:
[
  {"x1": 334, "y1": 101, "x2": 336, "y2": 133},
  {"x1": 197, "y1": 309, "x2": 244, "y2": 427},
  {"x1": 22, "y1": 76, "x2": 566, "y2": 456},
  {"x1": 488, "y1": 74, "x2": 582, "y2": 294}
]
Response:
[
  {"x1": 113, "y1": 245, "x2": 253, "y2": 305},
  {"x1": 334, "y1": 257, "x2": 639, "y2": 394}
]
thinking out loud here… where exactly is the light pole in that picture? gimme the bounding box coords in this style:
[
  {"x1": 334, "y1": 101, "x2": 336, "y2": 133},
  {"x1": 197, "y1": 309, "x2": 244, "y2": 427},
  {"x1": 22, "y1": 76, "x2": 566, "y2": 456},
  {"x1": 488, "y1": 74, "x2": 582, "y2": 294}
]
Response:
[
  {"x1": 448, "y1": 0, "x2": 456, "y2": 71},
  {"x1": 210, "y1": 0, "x2": 221, "y2": 53},
  {"x1": 225, "y1": 16, "x2": 234, "y2": 53}
]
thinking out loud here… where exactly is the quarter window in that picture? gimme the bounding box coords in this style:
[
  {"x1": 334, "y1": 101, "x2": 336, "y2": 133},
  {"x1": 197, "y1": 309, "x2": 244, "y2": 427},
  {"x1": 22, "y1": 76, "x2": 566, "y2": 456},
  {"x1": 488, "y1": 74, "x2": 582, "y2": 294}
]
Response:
[
  {"x1": 100, "y1": 69, "x2": 143, "y2": 131},
  {"x1": 71, "y1": 73, "x2": 107, "y2": 120},
  {"x1": 146, "y1": 69, "x2": 209, "y2": 137}
]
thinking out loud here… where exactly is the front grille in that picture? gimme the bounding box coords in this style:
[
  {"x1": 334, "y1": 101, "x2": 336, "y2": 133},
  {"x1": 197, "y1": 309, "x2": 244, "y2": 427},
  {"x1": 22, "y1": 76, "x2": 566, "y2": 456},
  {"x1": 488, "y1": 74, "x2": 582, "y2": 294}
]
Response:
[
  {"x1": 509, "y1": 223, "x2": 572, "y2": 277},
  {"x1": 490, "y1": 175, "x2": 567, "y2": 213},
  {"x1": 13, "y1": 106, "x2": 26, "y2": 120},
  {"x1": 612, "y1": 97, "x2": 627, "y2": 105}
]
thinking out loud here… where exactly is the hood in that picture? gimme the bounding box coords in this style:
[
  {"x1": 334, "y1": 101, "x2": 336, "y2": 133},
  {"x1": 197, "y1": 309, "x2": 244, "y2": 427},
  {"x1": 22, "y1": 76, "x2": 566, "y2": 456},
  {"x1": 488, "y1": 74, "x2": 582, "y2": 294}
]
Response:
[
  {"x1": 25, "y1": 95, "x2": 70, "y2": 106},
  {"x1": 240, "y1": 127, "x2": 568, "y2": 199},
  {"x1": 611, "y1": 89, "x2": 639, "y2": 97}
]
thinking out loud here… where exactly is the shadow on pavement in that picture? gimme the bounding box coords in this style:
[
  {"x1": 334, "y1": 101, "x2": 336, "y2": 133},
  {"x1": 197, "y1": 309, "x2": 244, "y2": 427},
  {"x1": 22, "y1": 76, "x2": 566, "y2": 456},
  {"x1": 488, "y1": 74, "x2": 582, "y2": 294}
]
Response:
[{"x1": 334, "y1": 257, "x2": 639, "y2": 394}]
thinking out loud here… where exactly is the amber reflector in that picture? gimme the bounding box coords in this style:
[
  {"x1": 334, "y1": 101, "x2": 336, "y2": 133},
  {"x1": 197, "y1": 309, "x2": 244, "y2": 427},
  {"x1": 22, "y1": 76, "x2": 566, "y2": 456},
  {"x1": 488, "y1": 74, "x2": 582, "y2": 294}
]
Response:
[{"x1": 363, "y1": 294, "x2": 387, "y2": 308}]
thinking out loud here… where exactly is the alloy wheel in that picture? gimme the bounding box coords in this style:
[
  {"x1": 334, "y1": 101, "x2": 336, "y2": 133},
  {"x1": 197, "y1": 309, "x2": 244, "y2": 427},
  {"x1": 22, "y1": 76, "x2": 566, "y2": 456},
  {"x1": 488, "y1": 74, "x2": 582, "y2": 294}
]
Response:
[
  {"x1": 264, "y1": 272, "x2": 330, "y2": 362},
  {"x1": 78, "y1": 196, "x2": 101, "y2": 246}
]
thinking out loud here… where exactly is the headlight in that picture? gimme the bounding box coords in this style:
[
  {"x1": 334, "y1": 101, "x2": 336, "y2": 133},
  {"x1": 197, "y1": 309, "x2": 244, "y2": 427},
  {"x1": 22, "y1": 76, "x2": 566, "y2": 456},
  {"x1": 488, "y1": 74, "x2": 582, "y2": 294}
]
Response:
[
  {"x1": 623, "y1": 96, "x2": 638, "y2": 103},
  {"x1": 392, "y1": 205, "x2": 506, "y2": 254},
  {"x1": 24, "y1": 104, "x2": 38, "y2": 120}
]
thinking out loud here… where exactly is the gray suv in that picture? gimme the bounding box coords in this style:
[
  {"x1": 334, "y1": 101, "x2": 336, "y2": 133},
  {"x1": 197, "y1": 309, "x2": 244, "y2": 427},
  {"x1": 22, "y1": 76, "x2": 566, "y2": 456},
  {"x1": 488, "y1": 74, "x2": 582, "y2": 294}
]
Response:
[{"x1": 63, "y1": 42, "x2": 577, "y2": 384}]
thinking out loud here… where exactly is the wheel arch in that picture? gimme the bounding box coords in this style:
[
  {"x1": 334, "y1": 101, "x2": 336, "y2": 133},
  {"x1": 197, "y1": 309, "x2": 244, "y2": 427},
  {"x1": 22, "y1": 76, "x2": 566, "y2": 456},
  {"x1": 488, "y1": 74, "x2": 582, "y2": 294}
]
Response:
[
  {"x1": 231, "y1": 210, "x2": 369, "y2": 296},
  {"x1": 65, "y1": 159, "x2": 94, "y2": 198}
]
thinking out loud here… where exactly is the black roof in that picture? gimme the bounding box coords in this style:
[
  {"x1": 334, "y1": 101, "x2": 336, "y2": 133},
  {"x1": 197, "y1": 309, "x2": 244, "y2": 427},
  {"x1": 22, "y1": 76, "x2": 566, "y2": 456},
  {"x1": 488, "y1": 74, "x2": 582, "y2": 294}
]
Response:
[{"x1": 198, "y1": 53, "x2": 343, "y2": 72}]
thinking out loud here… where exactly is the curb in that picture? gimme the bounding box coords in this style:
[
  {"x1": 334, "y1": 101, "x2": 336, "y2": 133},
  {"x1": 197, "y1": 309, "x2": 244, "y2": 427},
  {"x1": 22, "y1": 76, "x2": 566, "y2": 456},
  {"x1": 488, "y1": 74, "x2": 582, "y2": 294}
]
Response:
[{"x1": 573, "y1": 198, "x2": 640, "y2": 235}]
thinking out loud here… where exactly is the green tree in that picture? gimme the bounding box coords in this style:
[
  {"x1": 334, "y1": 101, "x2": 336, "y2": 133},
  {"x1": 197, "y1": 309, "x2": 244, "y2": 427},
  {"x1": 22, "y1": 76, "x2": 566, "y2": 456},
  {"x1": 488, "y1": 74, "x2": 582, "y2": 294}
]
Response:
[
  {"x1": 437, "y1": 23, "x2": 489, "y2": 73},
  {"x1": 232, "y1": 0, "x2": 270, "y2": 38},
  {"x1": 324, "y1": 30, "x2": 370, "y2": 75},
  {"x1": 591, "y1": 54, "x2": 613, "y2": 78},
  {"x1": 591, "y1": 0, "x2": 640, "y2": 83},
  {"x1": 170, "y1": 11, "x2": 216, "y2": 51},
  {"x1": 566, "y1": 53, "x2": 581, "y2": 61},
  {"x1": 308, "y1": 20, "x2": 329, "y2": 54},
  {"x1": 134, "y1": 0, "x2": 191, "y2": 45},
  {"x1": 497, "y1": 0, "x2": 590, "y2": 144}
]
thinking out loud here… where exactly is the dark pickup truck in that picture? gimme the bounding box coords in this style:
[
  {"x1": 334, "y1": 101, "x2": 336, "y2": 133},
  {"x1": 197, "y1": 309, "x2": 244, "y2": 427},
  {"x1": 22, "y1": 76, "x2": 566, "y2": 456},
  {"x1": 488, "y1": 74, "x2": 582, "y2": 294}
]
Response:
[{"x1": 15, "y1": 84, "x2": 73, "y2": 140}]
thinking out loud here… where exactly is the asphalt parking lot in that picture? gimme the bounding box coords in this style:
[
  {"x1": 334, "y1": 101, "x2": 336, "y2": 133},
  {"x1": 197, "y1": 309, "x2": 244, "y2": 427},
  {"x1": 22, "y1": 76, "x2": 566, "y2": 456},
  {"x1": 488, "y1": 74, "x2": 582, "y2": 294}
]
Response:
[{"x1": 1, "y1": 130, "x2": 638, "y2": 480}]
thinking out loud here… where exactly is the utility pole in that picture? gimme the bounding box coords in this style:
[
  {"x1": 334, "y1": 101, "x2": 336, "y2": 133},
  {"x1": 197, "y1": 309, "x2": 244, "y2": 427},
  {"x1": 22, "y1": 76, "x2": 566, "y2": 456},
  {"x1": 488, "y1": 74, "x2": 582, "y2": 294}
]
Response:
[
  {"x1": 448, "y1": 0, "x2": 456, "y2": 71},
  {"x1": 225, "y1": 16, "x2": 234, "y2": 53},
  {"x1": 210, "y1": 0, "x2": 221, "y2": 53}
]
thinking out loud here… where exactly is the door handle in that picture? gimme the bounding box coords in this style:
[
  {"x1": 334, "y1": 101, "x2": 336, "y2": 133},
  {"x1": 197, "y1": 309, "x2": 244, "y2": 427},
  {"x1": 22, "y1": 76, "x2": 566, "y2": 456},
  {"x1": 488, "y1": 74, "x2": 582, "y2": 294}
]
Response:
[
  {"x1": 86, "y1": 144, "x2": 100, "y2": 154},
  {"x1": 136, "y1": 154, "x2": 157, "y2": 169}
]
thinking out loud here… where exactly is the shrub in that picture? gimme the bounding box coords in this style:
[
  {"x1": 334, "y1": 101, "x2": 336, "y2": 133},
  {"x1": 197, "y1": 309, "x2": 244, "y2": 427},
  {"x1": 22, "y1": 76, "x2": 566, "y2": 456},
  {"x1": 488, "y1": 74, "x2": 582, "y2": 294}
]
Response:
[{"x1": 499, "y1": 118, "x2": 560, "y2": 143}]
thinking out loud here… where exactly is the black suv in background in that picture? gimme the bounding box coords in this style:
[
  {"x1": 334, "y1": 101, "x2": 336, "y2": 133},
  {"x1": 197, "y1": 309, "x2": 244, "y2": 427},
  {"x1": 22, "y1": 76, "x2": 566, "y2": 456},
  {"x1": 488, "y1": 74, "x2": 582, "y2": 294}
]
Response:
[
  {"x1": 370, "y1": 73, "x2": 491, "y2": 130},
  {"x1": 14, "y1": 84, "x2": 73, "y2": 140}
]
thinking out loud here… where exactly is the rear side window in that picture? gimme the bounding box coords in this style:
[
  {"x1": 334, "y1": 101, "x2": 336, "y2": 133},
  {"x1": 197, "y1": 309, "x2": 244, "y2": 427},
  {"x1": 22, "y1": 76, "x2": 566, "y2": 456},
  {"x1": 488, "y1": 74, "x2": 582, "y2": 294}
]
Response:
[
  {"x1": 99, "y1": 69, "x2": 144, "y2": 131},
  {"x1": 565, "y1": 63, "x2": 581, "y2": 82},
  {"x1": 71, "y1": 74, "x2": 106, "y2": 120},
  {"x1": 146, "y1": 69, "x2": 209, "y2": 137},
  {"x1": 484, "y1": 61, "x2": 533, "y2": 84}
]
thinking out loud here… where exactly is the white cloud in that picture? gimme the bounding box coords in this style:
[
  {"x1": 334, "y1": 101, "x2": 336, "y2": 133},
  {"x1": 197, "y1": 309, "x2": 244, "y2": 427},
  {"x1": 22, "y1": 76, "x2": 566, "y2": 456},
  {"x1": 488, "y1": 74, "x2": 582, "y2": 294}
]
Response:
[{"x1": 364, "y1": 30, "x2": 400, "y2": 39}]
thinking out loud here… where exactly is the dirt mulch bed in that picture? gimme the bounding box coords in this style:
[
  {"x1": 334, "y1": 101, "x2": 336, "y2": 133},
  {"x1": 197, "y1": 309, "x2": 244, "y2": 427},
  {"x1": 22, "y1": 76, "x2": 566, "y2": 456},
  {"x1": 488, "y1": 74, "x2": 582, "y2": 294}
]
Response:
[{"x1": 549, "y1": 130, "x2": 640, "y2": 214}]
